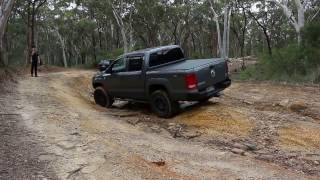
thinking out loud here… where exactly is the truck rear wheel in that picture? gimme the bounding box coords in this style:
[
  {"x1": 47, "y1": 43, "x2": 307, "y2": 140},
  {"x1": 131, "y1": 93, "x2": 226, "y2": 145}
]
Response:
[
  {"x1": 150, "y1": 90, "x2": 179, "y2": 118},
  {"x1": 94, "y1": 87, "x2": 114, "y2": 108}
]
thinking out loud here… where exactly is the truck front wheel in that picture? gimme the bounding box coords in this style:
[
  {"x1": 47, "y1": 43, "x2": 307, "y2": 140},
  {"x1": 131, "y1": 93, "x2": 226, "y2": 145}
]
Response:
[
  {"x1": 150, "y1": 90, "x2": 179, "y2": 118},
  {"x1": 94, "y1": 87, "x2": 114, "y2": 108}
]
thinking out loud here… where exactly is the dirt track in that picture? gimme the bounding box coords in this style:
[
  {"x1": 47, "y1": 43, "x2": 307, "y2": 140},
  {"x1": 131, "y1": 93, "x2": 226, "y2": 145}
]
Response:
[{"x1": 1, "y1": 69, "x2": 320, "y2": 179}]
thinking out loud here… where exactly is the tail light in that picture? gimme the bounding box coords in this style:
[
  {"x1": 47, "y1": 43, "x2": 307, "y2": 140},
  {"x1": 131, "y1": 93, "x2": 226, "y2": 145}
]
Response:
[{"x1": 185, "y1": 74, "x2": 197, "y2": 89}]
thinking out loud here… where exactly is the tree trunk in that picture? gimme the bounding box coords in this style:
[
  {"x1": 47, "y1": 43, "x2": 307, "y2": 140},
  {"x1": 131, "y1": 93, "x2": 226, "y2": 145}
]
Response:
[
  {"x1": 209, "y1": 1, "x2": 222, "y2": 57},
  {"x1": 222, "y1": 5, "x2": 231, "y2": 59},
  {"x1": 261, "y1": 28, "x2": 272, "y2": 55},
  {"x1": 296, "y1": 0, "x2": 305, "y2": 44},
  {"x1": 25, "y1": 2, "x2": 37, "y2": 65},
  {"x1": 211, "y1": 31, "x2": 218, "y2": 57},
  {"x1": 129, "y1": 11, "x2": 134, "y2": 51},
  {"x1": 98, "y1": 28, "x2": 103, "y2": 49},
  {"x1": 172, "y1": 21, "x2": 179, "y2": 45},
  {"x1": 26, "y1": 2, "x2": 34, "y2": 64},
  {"x1": 191, "y1": 33, "x2": 196, "y2": 53},
  {"x1": 111, "y1": 3, "x2": 128, "y2": 53},
  {"x1": 0, "y1": 39, "x2": 6, "y2": 66},
  {"x1": 0, "y1": 0, "x2": 15, "y2": 66},
  {"x1": 92, "y1": 33, "x2": 97, "y2": 62},
  {"x1": 120, "y1": 26, "x2": 128, "y2": 53},
  {"x1": 0, "y1": 0, "x2": 14, "y2": 40},
  {"x1": 25, "y1": 2, "x2": 31, "y2": 64},
  {"x1": 90, "y1": 9, "x2": 97, "y2": 63},
  {"x1": 24, "y1": 0, "x2": 47, "y2": 64},
  {"x1": 226, "y1": 7, "x2": 231, "y2": 58},
  {"x1": 214, "y1": 16, "x2": 222, "y2": 57},
  {"x1": 54, "y1": 29, "x2": 67, "y2": 68},
  {"x1": 248, "y1": 10, "x2": 272, "y2": 55},
  {"x1": 31, "y1": 3, "x2": 36, "y2": 46},
  {"x1": 241, "y1": 9, "x2": 248, "y2": 68}
]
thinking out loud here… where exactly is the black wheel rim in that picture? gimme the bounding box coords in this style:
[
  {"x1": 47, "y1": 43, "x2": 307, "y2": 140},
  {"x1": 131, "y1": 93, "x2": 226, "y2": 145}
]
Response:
[{"x1": 154, "y1": 96, "x2": 168, "y2": 113}]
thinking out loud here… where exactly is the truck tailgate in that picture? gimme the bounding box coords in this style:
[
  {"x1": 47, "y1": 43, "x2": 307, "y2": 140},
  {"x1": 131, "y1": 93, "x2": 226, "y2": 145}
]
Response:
[{"x1": 194, "y1": 59, "x2": 227, "y2": 90}]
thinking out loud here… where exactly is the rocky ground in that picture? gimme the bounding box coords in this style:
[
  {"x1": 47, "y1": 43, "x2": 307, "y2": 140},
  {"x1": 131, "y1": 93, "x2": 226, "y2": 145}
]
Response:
[{"x1": 0, "y1": 69, "x2": 319, "y2": 179}]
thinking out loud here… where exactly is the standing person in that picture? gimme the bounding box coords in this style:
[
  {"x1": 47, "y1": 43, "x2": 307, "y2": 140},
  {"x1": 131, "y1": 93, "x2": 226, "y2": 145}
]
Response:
[{"x1": 30, "y1": 47, "x2": 40, "y2": 77}]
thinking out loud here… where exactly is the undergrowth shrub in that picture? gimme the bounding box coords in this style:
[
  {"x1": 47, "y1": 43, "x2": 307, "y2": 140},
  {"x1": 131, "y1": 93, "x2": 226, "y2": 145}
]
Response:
[{"x1": 235, "y1": 23, "x2": 320, "y2": 84}]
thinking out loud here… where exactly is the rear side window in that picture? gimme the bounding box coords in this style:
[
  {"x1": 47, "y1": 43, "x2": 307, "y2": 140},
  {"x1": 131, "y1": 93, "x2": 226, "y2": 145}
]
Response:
[
  {"x1": 128, "y1": 56, "x2": 143, "y2": 72},
  {"x1": 149, "y1": 48, "x2": 184, "y2": 67}
]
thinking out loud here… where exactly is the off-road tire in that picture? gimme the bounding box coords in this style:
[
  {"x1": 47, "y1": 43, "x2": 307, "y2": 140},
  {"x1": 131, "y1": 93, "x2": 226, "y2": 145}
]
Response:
[
  {"x1": 150, "y1": 90, "x2": 179, "y2": 118},
  {"x1": 94, "y1": 87, "x2": 114, "y2": 108}
]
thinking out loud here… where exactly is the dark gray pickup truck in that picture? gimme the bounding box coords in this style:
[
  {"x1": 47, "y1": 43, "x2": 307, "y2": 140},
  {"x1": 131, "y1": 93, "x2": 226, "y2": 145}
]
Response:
[{"x1": 92, "y1": 45, "x2": 231, "y2": 118}]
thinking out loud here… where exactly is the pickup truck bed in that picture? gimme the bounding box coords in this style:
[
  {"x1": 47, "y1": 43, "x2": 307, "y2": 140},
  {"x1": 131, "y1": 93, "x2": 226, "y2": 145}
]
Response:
[
  {"x1": 148, "y1": 58, "x2": 230, "y2": 101},
  {"x1": 155, "y1": 58, "x2": 224, "y2": 71}
]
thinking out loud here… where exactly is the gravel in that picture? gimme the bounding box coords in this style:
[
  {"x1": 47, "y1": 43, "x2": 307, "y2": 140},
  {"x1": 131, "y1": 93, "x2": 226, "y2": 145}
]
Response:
[{"x1": 0, "y1": 84, "x2": 56, "y2": 180}]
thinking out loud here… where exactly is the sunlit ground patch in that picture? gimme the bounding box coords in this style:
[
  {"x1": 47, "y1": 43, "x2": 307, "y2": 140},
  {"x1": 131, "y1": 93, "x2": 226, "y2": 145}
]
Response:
[
  {"x1": 63, "y1": 74, "x2": 95, "y2": 103},
  {"x1": 278, "y1": 123, "x2": 320, "y2": 152},
  {"x1": 174, "y1": 104, "x2": 253, "y2": 137},
  {"x1": 80, "y1": 118, "x2": 106, "y2": 134},
  {"x1": 50, "y1": 72, "x2": 103, "y2": 111}
]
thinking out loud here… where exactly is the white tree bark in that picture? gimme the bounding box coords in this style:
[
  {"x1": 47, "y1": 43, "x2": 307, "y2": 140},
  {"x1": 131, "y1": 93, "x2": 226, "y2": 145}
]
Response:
[
  {"x1": 294, "y1": 0, "x2": 305, "y2": 43},
  {"x1": 110, "y1": 0, "x2": 129, "y2": 53},
  {"x1": 226, "y1": 7, "x2": 231, "y2": 58},
  {"x1": 222, "y1": 5, "x2": 231, "y2": 59},
  {"x1": 209, "y1": 1, "x2": 231, "y2": 59},
  {"x1": 0, "y1": 0, "x2": 15, "y2": 39},
  {"x1": 54, "y1": 28, "x2": 68, "y2": 68},
  {"x1": 209, "y1": 1, "x2": 222, "y2": 57},
  {"x1": 222, "y1": 5, "x2": 228, "y2": 59},
  {"x1": 129, "y1": 10, "x2": 135, "y2": 51},
  {"x1": 268, "y1": 0, "x2": 305, "y2": 43},
  {"x1": 0, "y1": 0, "x2": 15, "y2": 66}
]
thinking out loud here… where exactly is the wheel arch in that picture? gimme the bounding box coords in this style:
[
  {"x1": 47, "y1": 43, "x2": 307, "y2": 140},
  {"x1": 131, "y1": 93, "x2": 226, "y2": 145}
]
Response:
[
  {"x1": 93, "y1": 82, "x2": 103, "y2": 89},
  {"x1": 147, "y1": 78, "x2": 172, "y2": 97},
  {"x1": 148, "y1": 84, "x2": 168, "y2": 95}
]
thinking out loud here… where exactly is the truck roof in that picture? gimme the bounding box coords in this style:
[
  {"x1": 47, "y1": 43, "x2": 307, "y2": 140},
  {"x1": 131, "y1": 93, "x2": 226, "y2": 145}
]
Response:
[{"x1": 125, "y1": 45, "x2": 181, "y2": 56}]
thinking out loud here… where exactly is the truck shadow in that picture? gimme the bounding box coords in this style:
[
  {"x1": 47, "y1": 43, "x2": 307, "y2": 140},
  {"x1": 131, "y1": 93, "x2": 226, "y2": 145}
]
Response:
[{"x1": 110, "y1": 100, "x2": 219, "y2": 118}]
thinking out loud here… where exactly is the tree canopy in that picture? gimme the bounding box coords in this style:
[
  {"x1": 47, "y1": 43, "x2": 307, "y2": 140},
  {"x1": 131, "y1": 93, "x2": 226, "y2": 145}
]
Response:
[{"x1": 0, "y1": 0, "x2": 319, "y2": 68}]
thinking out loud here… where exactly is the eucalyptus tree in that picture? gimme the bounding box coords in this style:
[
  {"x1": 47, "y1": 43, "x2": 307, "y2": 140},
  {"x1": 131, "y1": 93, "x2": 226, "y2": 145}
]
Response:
[
  {"x1": 208, "y1": 0, "x2": 232, "y2": 58},
  {"x1": 230, "y1": 0, "x2": 250, "y2": 67},
  {"x1": 268, "y1": 0, "x2": 305, "y2": 43},
  {"x1": 0, "y1": 0, "x2": 15, "y2": 41},
  {"x1": 0, "y1": 0, "x2": 15, "y2": 66},
  {"x1": 247, "y1": 0, "x2": 274, "y2": 55},
  {"x1": 131, "y1": 0, "x2": 166, "y2": 48},
  {"x1": 268, "y1": 0, "x2": 319, "y2": 43},
  {"x1": 107, "y1": 0, "x2": 136, "y2": 53}
]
